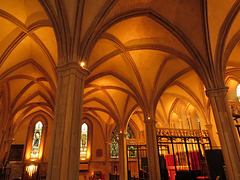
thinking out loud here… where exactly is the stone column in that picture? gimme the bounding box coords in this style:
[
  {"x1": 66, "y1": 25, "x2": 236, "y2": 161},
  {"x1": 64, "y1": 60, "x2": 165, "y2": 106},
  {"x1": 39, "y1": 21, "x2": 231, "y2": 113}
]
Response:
[
  {"x1": 0, "y1": 130, "x2": 7, "y2": 164},
  {"x1": 0, "y1": 130, "x2": 14, "y2": 167},
  {"x1": 47, "y1": 62, "x2": 89, "y2": 180},
  {"x1": 206, "y1": 87, "x2": 240, "y2": 180},
  {"x1": 144, "y1": 118, "x2": 161, "y2": 180},
  {"x1": 118, "y1": 131, "x2": 128, "y2": 180},
  {"x1": 105, "y1": 141, "x2": 110, "y2": 180}
]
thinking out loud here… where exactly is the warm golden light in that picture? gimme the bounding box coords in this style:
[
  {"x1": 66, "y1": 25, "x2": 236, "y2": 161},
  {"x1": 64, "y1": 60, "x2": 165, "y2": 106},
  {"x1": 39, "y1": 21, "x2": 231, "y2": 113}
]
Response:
[
  {"x1": 148, "y1": 117, "x2": 150, "y2": 120},
  {"x1": 80, "y1": 61, "x2": 85, "y2": 67},
  {"x1": 26, "y1": 164, "x2": 38, "y2": 177},
  {"x1": 38, "y1": 148, "x2": 43, "y2": 160},
  {"x1": 87, "y1": 149, "x2": 91, "y2": 159}
]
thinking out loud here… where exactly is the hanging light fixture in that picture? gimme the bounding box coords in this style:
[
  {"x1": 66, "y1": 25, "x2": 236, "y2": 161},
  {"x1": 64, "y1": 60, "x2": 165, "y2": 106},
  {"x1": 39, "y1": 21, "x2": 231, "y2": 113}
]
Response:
[{"x1": 26, "y1": 164, "x2": 38, "y2": 177}]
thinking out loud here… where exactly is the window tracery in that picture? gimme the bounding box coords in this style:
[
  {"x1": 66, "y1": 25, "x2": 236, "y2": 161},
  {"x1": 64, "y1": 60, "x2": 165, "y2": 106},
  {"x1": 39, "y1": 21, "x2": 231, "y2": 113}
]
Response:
[{"x1": 110, "y1": 125, "x2": 136, "y2": 158}]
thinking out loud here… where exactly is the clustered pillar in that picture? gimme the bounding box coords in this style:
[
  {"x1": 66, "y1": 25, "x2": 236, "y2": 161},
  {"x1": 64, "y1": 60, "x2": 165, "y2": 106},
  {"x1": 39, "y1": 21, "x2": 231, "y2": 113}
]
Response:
[
  {"x1": 118, "y1": 131, "x2": 128, "y2": 180},
  {"x1": 105, "y1": 140, "x2": 110, "y2": 180},
  {"x1": 47, "y1": 62, "x2": 89, "y2": 180},
  {"x1": 206, "y1": 87, "x2": 240, "y2": 180},
  {"x1": 144, "y1": 118, "x2": 161, "y2": 180}
]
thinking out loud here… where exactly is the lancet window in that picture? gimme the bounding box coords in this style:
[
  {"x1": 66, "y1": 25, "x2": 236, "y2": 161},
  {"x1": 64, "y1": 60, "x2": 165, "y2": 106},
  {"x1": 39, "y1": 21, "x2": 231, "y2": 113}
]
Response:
[
  {"x1": 80, "y1": 123, "x2": 88, "y2": 157},
  {"x1": 30, "y1": 121, "x2": 43, "y2": 158}
]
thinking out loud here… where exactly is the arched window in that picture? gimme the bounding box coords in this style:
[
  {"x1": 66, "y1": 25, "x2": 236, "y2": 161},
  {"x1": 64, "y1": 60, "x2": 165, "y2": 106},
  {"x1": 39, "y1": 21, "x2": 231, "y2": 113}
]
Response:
[
  {"x1": 110, "y1": 126, "x2": 119, "y2": 158},
  {"x1": 80, "y1": 123, "x2": 88, "y2": 158},
  {"x1": 110, "y1": 125, "x2": 136, "y2": 158},
  {"x1": 196, "y1": 114, "x2": 201, "y2": 130},
  {"x1": 30, "y1": 121, "x2": 43, "y2": 158},
  {"x1": 126, "y1": 126, "x2": 136, "y2": 158},
  {"x1": 126, "y1": 125, "x2": 135, "y2": 139},
  {"x1": 236, "y1": 84, "x2": 240, "y2": 102}
]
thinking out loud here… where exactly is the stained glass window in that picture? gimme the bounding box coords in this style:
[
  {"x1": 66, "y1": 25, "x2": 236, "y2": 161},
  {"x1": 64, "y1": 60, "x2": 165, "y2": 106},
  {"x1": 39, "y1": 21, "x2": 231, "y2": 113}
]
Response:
[
  {"x1": 196, "y1": 114, "x2": 201, "y2": 130},
  {"x1": 30, "y1": 121, "x2": 43, "y2": 158},
  {"x1": 127, "y1": 125, "x2": 135, "y2": 139},
  {"x1": 128, "y1": 143, "x2": 137, "y2": 158},
  {"x1": 237, "y1": 84, "x2": 240, "y2": 102},
  {"x1": 110, "y1": 127, "x2": 119, "y2": 158},
  {"x1": 80, "y1": 123, "x2": 88, "y2": 157},
  {"x1": 110, "y1": 125, "x2": 136, "y2": 158}
]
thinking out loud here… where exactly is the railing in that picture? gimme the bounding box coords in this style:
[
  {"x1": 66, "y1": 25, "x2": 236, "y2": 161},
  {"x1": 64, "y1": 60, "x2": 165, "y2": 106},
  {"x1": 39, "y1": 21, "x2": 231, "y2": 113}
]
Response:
[
  {"x1": 229, "y1": 101, "x2": 240, "y2": 138},
  {"x1": 109, "y1": 174, "x2": 119, "y2": 180},
  {"x1": 156, "y1": 128, "x2": 209, "y2": 138}
]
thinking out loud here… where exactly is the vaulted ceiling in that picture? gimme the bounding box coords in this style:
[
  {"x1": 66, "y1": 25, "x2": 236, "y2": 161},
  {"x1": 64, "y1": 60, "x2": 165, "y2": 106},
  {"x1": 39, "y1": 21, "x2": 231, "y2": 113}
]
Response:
[
  {"x1": 0, "y1": 0, "x2": 57, "y2": 134},
  {"x1": 1, "y1": 0, "x2": 240, "y2": 136}
]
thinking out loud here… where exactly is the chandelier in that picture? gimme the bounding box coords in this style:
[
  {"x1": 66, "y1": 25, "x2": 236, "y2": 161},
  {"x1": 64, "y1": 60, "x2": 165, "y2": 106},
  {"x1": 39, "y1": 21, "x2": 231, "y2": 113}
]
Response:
[{"x1": 26, "y1": 164, "x2": 38, "y2": 177}]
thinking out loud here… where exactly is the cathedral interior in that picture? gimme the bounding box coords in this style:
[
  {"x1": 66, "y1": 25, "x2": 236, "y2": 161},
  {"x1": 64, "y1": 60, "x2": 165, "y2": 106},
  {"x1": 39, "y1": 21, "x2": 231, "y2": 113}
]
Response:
[{"x1": 0, "y1": 0, "x2": 240, "y2": 180}]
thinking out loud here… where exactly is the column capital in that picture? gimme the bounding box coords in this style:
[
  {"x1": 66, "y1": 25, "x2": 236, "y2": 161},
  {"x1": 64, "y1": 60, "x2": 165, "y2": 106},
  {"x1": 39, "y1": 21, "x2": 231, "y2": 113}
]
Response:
[
  {"x1": 205, "y1": 124, "x2": 213, "y2": 128},
  {"x1": 56, "y1": 62, "x2": 90, "y2": 80},
  {"x1": 205, "y1": 86, "x2": 229, "y2": 97},
  {"x1": 119, "y1": 131, "x2": 127, "y2": 137},
  {"x1": 144, "y1": 119, "x2": 156, "y2": 125}
]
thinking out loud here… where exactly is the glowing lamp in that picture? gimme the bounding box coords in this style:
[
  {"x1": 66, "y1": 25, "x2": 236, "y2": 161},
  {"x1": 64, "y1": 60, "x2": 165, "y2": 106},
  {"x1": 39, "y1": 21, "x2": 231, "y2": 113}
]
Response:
[
  {"x1": 26, "y1": 164, "x2": 38, "y2": 177},
  {"x1": 80, "y1": 61, "x2": 85, "y2": 67}
]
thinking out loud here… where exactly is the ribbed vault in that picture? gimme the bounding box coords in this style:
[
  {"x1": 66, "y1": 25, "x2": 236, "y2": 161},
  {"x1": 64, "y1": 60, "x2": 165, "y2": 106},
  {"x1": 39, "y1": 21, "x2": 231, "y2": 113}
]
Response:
[
  {"x1": 1, "y1": 0, "x2": 240, "y2": 156},
  {"x1": 83, "y1": 15, "x2": 206, "y2": 130},
  {"x1": 0, "y1": 0, "x2": 57, "y2": 135},
  {"x1": 80, "y1": 0, "x2": 240, "y2": 132}
]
